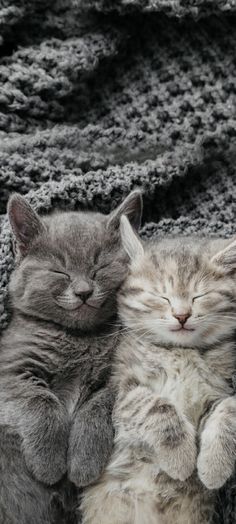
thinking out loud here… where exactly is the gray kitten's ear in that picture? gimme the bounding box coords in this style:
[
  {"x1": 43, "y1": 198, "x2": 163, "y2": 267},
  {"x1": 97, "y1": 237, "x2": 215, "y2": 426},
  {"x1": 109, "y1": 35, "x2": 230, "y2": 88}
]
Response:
[
  {"x1": 7, "y1": 194, "x2": 45, "y2": 257},
  {"x1": 120, "y1": 215, "x2": 144, "y2": 260},
  {"x1": 107, "y1": 190, "x2": 143, "y2": 231},
  {"x1": 211, "y1": 239, "x2": 236, "y2": 273}
]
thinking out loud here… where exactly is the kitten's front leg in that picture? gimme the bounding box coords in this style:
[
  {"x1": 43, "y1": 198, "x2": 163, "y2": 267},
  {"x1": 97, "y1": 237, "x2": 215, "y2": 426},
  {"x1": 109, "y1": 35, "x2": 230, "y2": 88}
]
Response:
[
  {"x1": 68, "y1": 385, "x2": 114, "y2": 487},
  {"x1": 118, "y1": 385, "x2": 197, "y2": 481},
  {"x1": 197, "y1": 396, "x2": 236, "y2": 489},
  {"x1": 19, "y1": 391, "x2": 69, "y2": 485}
]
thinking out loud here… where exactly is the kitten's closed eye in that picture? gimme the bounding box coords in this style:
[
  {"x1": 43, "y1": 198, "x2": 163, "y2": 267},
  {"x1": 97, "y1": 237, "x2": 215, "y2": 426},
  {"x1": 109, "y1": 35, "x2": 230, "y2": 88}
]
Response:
[
  {"x1": 192, "y1": 293, "x2": 209, "y2": 302},
  {"x1": 159, "y1": 296, "x2": 170, "y2": 304},
  {"x1": 92, "y1": 263, "x2": 111, "y2": 278},
  {"x1": 50, "y1": 270, "x2": 70, "y2": 279}
]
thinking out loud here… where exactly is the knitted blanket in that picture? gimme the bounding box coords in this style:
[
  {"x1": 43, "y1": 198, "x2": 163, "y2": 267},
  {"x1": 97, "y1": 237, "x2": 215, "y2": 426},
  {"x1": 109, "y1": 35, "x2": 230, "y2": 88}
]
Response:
[{"x1": 0, "y1": 0, "x2": 236, "y2": 521}]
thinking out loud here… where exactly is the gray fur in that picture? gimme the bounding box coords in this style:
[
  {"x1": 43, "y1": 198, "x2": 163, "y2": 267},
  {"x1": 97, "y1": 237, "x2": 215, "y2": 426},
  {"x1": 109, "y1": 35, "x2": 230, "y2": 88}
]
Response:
[{"x1": 0, "y1": 191, "x2": 142, "y2": 523}]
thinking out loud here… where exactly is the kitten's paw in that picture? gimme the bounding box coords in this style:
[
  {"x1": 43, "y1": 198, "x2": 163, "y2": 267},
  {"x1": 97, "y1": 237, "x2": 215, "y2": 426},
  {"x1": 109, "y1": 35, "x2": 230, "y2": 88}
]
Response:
[
  {"x1": 24, "y1": 441, "x2": 67, "y2": 485},
  {"x1": 197, "y1": 451, "x2": 234, "y2": 490},
  {"x1": 152, "y1": 401, "x2": 197, "y2": 481},
  {"x1": 21, "y1": 395, "x2": 69, "y2": 485},
  {"x1": 159, "y1": 432, "x2": 197, "y2": 481},
  {"x1": 68, "y1": 453, "x2": 104, "y2": 488},
  {"x1": 68, "y1": 419, "x2": 114, "y2": 487},
  {"x1": 197, "y1": 398, "x2": 236, "y2": 490}
]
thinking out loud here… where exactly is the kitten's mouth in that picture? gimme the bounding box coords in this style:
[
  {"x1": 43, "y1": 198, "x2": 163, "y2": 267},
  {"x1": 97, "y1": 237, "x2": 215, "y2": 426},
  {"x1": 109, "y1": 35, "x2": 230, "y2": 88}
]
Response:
[
  {"x1": 80, "y1": 303, "x2": 100, "y2": 310},
  {"x1": 56, "y1": 301, "x2": 101, "y2": 312},
  {"x1": 170, "y1": 327, "x2": 195, "y2": 332}
]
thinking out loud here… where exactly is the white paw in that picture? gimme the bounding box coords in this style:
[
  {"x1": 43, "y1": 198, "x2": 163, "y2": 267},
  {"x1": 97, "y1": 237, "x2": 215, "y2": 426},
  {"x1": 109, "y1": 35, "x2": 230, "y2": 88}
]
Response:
[
  {"x1": 197, "y1": 398, "x2": 236, "y2": 490},
  {"x1": 160, "y1": 434, "x2": 197, "y2": 481},
  {"x1": 155, "y1": 413, "x2": 197, "y2": 481},
  {"x1": 197, "y1": 453, "x2": 234, "y2": 490}
]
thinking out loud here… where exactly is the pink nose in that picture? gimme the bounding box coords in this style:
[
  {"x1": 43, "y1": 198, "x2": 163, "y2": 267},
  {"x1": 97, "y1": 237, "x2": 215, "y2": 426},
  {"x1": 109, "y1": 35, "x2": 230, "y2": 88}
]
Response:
[{"x1": 174, "y1": 313, "x2": 190, "y2": 326}]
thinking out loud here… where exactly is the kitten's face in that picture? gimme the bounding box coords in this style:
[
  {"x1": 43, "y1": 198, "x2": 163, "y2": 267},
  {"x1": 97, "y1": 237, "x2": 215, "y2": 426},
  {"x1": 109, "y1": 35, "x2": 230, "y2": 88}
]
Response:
[
  {"x1": 8, "y1": 192, "x2": 142, "y2": 331},
  {"x1": 119, "y1": 219, "x2": 236, "y2": 348}
]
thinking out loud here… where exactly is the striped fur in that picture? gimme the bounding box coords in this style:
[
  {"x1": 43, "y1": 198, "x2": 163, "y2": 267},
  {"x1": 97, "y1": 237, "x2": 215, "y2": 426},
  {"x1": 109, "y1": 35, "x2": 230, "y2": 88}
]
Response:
[{"x1": 81, "y1": 226, "x2": 236, "y2": 524}]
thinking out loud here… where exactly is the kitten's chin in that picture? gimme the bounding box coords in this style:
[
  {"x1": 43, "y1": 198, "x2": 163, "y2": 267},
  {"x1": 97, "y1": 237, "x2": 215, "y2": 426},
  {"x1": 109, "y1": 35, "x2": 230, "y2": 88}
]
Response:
[
  {"x1": 154, "y1": 328, "x2": 201, "y2": 348},
  {"x1": 59, "y1": 298, "x2": 117, "y2": 331},
  {"x1": 169, "y1": 329, "x2": 197, "y2": 346},
  {"x1": 155, "y1": 325, "x2": 227, "y2": 348}
]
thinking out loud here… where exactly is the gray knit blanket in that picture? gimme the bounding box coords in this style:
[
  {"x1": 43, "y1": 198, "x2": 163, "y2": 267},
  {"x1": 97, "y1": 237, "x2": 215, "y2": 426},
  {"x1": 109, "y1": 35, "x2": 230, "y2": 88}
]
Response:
[{"x1": 0, "y1": 0, "x2": 236, "y2": 521}]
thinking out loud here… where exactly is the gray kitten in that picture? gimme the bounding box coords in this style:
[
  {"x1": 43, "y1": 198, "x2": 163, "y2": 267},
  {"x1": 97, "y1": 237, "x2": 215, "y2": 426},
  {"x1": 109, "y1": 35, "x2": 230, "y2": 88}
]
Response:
[
  {"x1": 0, "y1": 191, "x2": 142, "y2": 524},
  {"x1": 81, "y1": 216, "x2": 236, "y2": 524}
]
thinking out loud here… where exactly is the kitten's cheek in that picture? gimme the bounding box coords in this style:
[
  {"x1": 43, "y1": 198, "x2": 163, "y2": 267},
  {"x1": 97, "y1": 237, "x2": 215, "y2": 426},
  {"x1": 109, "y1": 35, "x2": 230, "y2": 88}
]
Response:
[{"x1": 52, "y1": 283, "x2": 69, "y2": 297}]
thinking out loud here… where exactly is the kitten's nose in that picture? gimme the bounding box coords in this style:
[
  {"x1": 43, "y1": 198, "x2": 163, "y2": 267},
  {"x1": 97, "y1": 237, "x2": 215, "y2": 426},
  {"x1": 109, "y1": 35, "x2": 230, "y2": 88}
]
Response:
[
  {"x1": 174, "y1": 313, "x2": 190, "y2": 326},
  {"x1": 76, "y1": 289, "x2": 93, "y2": 302},
  {"x1": 76, "y1": 289, "x2": 93, "y2": 303},
  {"x1": 73, "y1": 281, "x2": 93, "y2": 303}
]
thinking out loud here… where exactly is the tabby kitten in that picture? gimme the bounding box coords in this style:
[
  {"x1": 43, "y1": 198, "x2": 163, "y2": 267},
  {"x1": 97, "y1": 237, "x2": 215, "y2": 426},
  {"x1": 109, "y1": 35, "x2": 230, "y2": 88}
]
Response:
[
  {"x1": 81, "y1": 216, "x2": 236, "y2": 524},
  {"x1": 0, "y1": 192, "x2": 142, "y2": 524}
]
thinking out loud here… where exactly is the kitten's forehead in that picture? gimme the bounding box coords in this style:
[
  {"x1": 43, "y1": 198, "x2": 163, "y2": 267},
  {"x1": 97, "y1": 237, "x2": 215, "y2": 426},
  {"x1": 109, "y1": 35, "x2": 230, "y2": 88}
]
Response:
[
  {"x1": 147, "y1": 247, "x2": 200, "y2": 291},
  {"x1": 143, "y1": 236, "x2": 231, "y2": 289},
  {"x1": 44, "y1": 211, "x2": 105, "y2": 239},
  {"x1": 41, "y1": 211, "x2": 110, "y2": 264},
  {"x1": 150, "y1": 236, "x2": 230, "y2": 257}
]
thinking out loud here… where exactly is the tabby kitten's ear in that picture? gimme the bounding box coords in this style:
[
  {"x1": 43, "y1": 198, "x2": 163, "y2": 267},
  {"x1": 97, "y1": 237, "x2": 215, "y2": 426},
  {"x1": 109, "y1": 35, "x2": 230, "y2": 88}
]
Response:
[
  {"x1": 107, "y1": 190, "x2": 143, "y2": 231},
  {"x1": 7, "y1": 194, "x2": 45, "y2": 257},
  {"x1": 120, "y1": 215, "x2": 144, "y2": 260},
  {"x1": 211, "y1": 239, "x2": 236, "y2": 273}
]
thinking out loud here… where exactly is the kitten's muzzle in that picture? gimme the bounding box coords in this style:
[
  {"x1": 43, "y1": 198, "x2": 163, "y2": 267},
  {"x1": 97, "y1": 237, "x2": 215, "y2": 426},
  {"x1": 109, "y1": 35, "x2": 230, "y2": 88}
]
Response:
[
  {"x1": 55, "y1": 294, "x2": 105, "y2": 311},
  {"x1": 72, "y1": 280, "x2": 93, "y2": 303},
  {"x1": 170, "y1": 312, "x2": 195, "y2": 332}
]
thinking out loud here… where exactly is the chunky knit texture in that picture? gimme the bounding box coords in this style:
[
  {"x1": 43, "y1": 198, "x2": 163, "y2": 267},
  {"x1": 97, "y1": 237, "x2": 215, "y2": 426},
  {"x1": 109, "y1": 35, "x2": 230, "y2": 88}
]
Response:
[{"x1": 0, "y1": 0, "x2": 236, "y2": 522}]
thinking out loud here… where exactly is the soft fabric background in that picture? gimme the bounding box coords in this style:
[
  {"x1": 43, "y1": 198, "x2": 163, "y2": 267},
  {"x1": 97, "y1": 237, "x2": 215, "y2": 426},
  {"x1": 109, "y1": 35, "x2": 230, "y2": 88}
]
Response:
[{"x1": 0, "y1": 0, "x2": 236, "y2": 521}]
